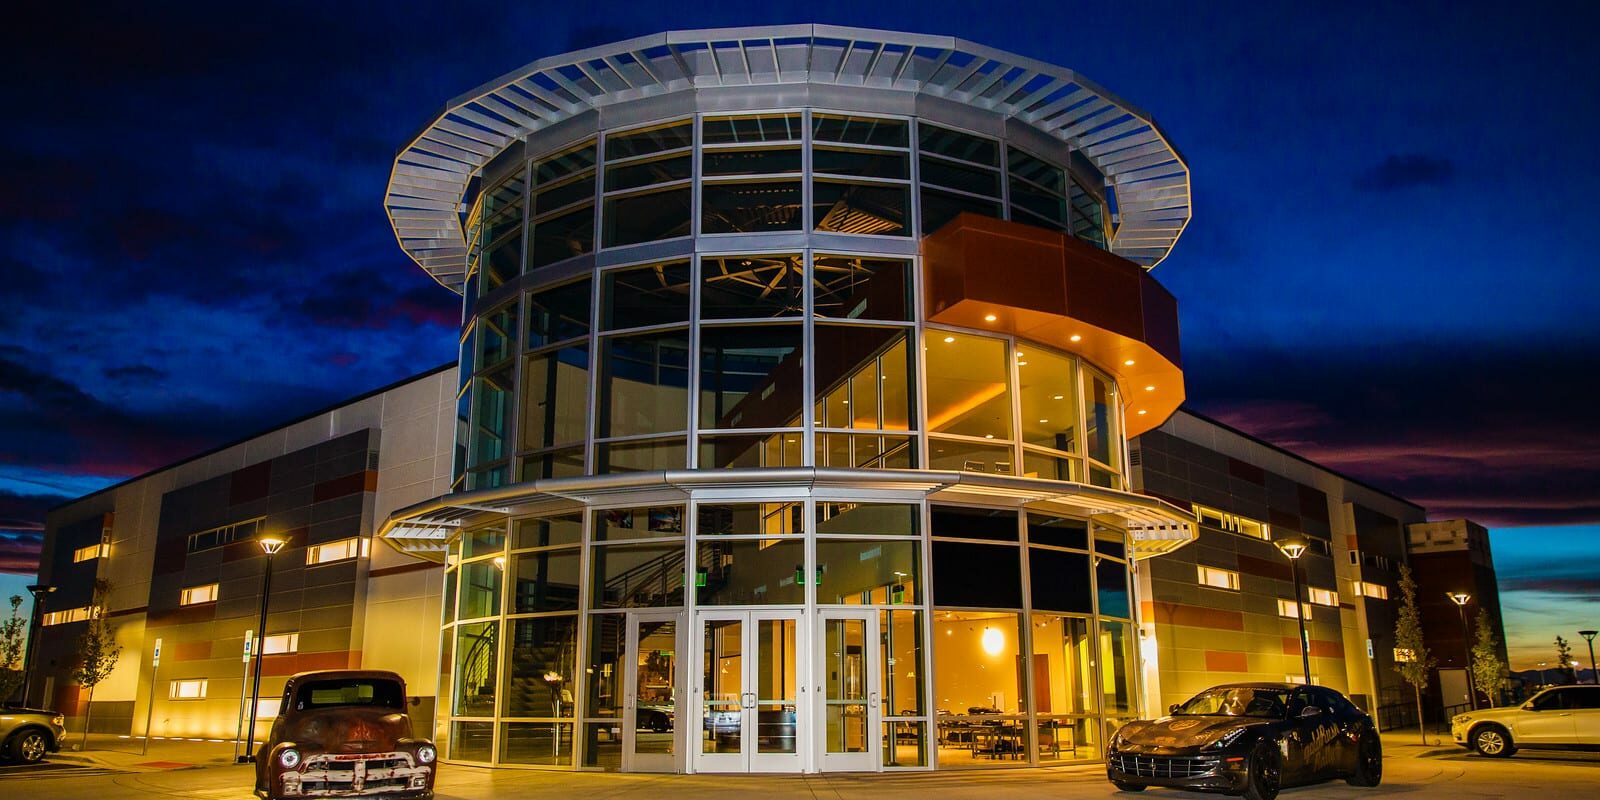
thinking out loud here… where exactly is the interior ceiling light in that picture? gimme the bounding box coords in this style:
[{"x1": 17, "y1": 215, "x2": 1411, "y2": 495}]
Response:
[
  {"x1": 1138, "y1": 409, "x2": 1148, "y2": 415},
  {"x1": 1145, "y1": 385, "x2": 1155, "y2": 391},
  {"x1": 1124, "y1": 359, "x2": 1136, "y2": 366},
  {"x1": 984, "y1": 314, "x2": 998, "y2": 322},
  {"x1": 1052, "y1": 395, "x2": 1064, "y2": 400},
  {"x1": 1038, "y1": 419, "x2": 1048, "y2": 423},
  {"x1": 984, "y1": 434, "x2": 995, "y2": 439},
  {"x1": 981, "y1": 627, "x2": 1004, "y2": 655},
  {"x1": 1069, "y1": 334, "x2": 1082, "y2": 342},
  {"x1": 943, "y1": 336, "x2": 955, "y2": 343},
  {"x1": 1017, "y1": 361, "x2": 1028, "y2": 366}
]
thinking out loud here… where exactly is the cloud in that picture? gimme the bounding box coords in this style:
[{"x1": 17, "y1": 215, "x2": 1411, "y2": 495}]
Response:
[
  {"x1": 1353, "y1": 153, "x2": 1455, "y2": 191},
  {"x1": 1499, "y1": 577, "x2": 1600, "y2": 601},
  {"x1": 0, "y1": 531, "x2": 42, "y2": 574}
]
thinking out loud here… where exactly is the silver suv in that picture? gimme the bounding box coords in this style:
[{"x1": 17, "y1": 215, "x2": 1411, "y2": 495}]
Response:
[
  {"x1": 1452, "y1": 685, "x2": 1600, "y2": 757},
  {"x1": 0, "y1": 705, "x2": 67, "y2": 763}
]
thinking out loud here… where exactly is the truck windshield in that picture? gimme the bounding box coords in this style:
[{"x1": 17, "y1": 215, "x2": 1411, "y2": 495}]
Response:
[{"x1": 296, "y1": 679, "x2": 405, "y2": 711}]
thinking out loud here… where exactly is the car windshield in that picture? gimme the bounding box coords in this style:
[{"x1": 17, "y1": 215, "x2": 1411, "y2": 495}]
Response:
[
  {"x1": 1174, "y1": 687, "x2": 1291, "y2": 718},
  {"x1": 296, "y1": 679, "x2": 405, "y2": 711}
]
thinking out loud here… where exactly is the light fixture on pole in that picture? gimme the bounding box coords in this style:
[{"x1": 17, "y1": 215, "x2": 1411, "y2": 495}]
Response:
[
  {"x1": 1447, "y1": 592, "x2": 1477, "y2": 708},
  {"x1": 21, "y1": 584, "x2": 56, "y2": 707},
  {"x1": 1581, "y1": 630, "x2": 1598, "y2": 685},
  {"x1": 237, "y1": 535, "x2": 286, "y2": 764},
  {"x1": 1274, "y1": 536, "x2": 1312, "y2": 686}
]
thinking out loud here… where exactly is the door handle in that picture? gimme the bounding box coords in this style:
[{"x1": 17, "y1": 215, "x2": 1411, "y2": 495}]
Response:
[{"x1": 869, "y1": 692, "x2": 880, "y2": 709}]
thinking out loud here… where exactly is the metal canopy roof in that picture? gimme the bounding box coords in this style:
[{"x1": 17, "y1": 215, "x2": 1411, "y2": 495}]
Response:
[
  {"x1": 385, "y1": 24, "x2": 1190, "y2": 292},
  {"x1": 377, "y1": 467, "x2": 1195, "y2": 562}
]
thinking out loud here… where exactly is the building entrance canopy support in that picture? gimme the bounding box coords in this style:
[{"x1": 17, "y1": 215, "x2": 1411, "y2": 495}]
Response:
[{"x1": 377, "y1": 467, "x2": 1195, "y2": 560}]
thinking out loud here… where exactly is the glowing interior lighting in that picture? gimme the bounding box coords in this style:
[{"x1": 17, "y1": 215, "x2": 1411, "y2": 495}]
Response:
[
  {"x1": 1051, "y1": 395, "x2": 1064, "y2": 400},
  {"x1": 984, "y1": 434, "x2": 995, "y2": 439},
  {"x1": 943, "y1": 336, "x2": 955, "y2": 343},
  {"x1": 1124, "y1": 359, "x2": 1136, "y2": 366},
  {"x1": 1145, "y1": 385, "x2": 1155, "y2": 391},
  {"x1": 1137, "y1": 409, "x2": 1148, "y2": 415},
  {"x1": 983, "y1": 314, "x2": 997, "y2": 322},
  {"x1": 1069, "y1": 334, "x2": 1082, "y2": 342},
  {"x1": 1038, "y1": 419, "x2": 1049, "y2": 424},
  {"x1": 981, "y1": 627, "x2": 1004, "y2": 655},
  {"x1": 1017, "y1": 361, "x2": 1028, "y2": 366}
]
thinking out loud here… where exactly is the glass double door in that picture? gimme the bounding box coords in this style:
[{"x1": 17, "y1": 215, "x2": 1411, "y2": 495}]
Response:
[{"x1": 695, "y1": 611, "x2": 805, "y2": 772}]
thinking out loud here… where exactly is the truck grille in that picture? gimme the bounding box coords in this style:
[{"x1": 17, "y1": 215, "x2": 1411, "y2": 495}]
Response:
[{"x1": 1111, "y1": 754, "x2": 1215, "y2": 779}]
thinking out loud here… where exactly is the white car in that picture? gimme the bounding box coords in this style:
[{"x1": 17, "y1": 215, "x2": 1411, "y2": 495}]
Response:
[{"x1": 1452, "y1": 685, "x2": 1600, "y2": 757}]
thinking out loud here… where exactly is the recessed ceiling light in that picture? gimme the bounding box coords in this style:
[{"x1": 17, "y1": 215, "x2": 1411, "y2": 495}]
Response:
[
  {"x1": 943, "y1": 336, "x2": 955, "y2": 343},
  {"x1": 1038, "y1": 419, "x2": 1049, "y2": 424},
  {"x1": 1017, "y1": 361, "x2": 1028, "y2": 366},
  {"x1": 984, "y1": 314, "x2": 998, "y2": 322},
  {"x1": 1069, "y1": 334, "x2": 1082, "y2": 342},
  {"x1": 842, "y1": 400, "x2": 849, "y2": 405},
  {"x1": 1051, "y1": 395, "x2": 1064, "y2": 400},
  {"x1": 1137, "y1": 409, "x2": 1148, "y2": 415},
  {"x1": 984, "y1": 434, "x2": 995, "y2": 439},
  {"x1": 1145, "y1": 385, "x2": 1155, "y2": 391},
  {"x1": 1124, "y1": 359, "x2": 1136, "y2": 366},
  {"x1": 1016, "y1": 352, "x2": 1024, "y2": 358}
]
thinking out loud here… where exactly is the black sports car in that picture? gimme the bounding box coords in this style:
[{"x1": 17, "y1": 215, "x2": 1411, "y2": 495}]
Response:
[{"x1": 1106, "y1": 683, "x2": 1382, "y2": 800}]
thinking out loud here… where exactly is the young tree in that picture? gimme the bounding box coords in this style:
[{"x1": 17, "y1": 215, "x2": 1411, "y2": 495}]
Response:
[
  {"x1": 73, "y1": 579, "x2": 121, "y2": 750},
  {"x1": 1393, "y1": 565, "x2": 1435, "y2": 743},
  {"x1": 1469, "y1": 608, "x2": 1509, "y2": 707},
  {"x1": 1553, "y1": 636, "x2": 1577, "y2": 684},
  {"x1": 0, "y1": 595, "x2": 26, "y2": 702}
]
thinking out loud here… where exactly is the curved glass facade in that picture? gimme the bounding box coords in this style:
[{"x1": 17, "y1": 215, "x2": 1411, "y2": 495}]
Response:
[{"x1": 430, "y1": 97, "x2": 1165, "y2": 774}]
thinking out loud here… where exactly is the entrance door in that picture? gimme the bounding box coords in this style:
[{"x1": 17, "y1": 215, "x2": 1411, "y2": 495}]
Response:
[
  {"x1": 622, "y1": 611, "x2": 680, "y2": 772},
  {"x1": 694, "y1": 611, "x2": 804, "y2": 773},
  {"x1": 816, "y1": 610, "x2": 880, "y2": 771}
]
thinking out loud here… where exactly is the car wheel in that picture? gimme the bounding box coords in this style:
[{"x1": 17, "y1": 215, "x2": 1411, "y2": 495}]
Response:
[
  {"x1": 1346, "y1": 733, "x2": 1382, "y2": 786},
  {"x1": 1242, "y1": 740, "x2": 1282, "y2": 800},
  {"x1": 6, "y1": 729, "x2": 51, "y2": 763},
  {"x1": 1471, "y1": 725, "x2": 1514, "y2": 758},
  {"x1": 1111, "y1": 780, "x2": 1147, "y2": 792}
]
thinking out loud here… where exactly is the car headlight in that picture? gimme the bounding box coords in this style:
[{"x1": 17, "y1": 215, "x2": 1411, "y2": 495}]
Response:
[
  {"x1": 52, "y1": 714, "x2": 65, "y2": 727},
  {"x1": 278, "y1": 748, "x2": 302, "y2": 769},
  {"x1": 1203, "y1": 727, "x2": 1250, "y2": 751},
  {"x1": 1453, "y1": 714, "x2": 1471, "y2": 725},
  {"x1": 416, "y1": 744, "x2": 436, "y2": 764}
]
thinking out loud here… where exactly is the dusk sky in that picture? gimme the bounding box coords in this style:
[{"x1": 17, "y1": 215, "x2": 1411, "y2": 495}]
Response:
[{"x1": 1, "y1": 1, "x2": 1596, "y2": 667}]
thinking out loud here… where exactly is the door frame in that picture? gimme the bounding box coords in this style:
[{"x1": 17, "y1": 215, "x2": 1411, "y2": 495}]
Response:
[
  {"x1": 814, "y1": 608, "x2": 881, "y2": 772},
  {"x1": 621, "y1": 609, "x2": 684, "y2": 773},
  {"x1": 691, "y1": 609, "x2": 808, "y2": 773}
]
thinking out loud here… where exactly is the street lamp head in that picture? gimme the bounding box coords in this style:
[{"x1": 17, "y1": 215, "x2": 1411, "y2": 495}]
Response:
[
  {"x1": 1275, "y1": 536, "x2": 1308, "y2": 560},
  {"x1": 1447, "y1": 592, "x2": 1471, "y2": 607},
  {"x1": 1580, "y1": 630, "x2": 1598, "y2": 642},
  {"x1": 25, "y1": 584, "x2": 56, "y2": 595},
  {"x1": 258, "y1": 536, "x2": 287, "y2": 555}
]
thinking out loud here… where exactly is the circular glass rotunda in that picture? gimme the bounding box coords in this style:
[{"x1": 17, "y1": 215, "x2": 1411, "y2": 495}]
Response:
[{"x1": 379, "y1": 25, "x2": 1196, "y2": 773}]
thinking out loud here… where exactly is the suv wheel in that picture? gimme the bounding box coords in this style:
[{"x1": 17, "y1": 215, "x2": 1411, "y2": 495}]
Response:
[
  {"x1": 6, "y1": 729, "x2": 51, "y2": 763},
  {"x1": 1472, "y1": 725, "x2": 1514, "y2": 757}
]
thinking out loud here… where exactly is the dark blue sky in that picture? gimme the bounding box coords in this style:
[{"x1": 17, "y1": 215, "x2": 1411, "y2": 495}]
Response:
[{"x1": 1, "y1": 1, "x2": 1596, "y2": 663}]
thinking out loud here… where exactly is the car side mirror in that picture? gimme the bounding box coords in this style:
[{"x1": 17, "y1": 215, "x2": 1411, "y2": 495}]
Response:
[
  {"x1": 410, "y1": 697, "x2": 422, "y2": 707},
  {"x1": 1300, "y1": 706, "x2": 1322, "y2": 718},
  {"x1": 1169, "y1": 704, "x2": 1182, "y2": 715}
]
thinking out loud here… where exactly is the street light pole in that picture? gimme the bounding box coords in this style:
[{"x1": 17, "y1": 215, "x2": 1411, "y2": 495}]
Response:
[
  {"x1": 1276, "y1": 537, "x2": 1312, "y2": 686},
  {"x1": 1581, "y1": 631, "x2": 1598, "y2": 685},
  {"x1": 21, "y1": 584, "x2": 55, "y2": 707},
  {"x1": 1448, "y1": 592, "x2": 1477, "y2": 709},
  {"x1": 237, "y1": 536, "x2": 286, "y2": 764}
]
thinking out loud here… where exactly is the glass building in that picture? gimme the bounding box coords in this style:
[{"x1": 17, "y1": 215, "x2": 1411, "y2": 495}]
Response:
[{"x1": 381, "y1": 25, "x2": 1196, "y2": 773}]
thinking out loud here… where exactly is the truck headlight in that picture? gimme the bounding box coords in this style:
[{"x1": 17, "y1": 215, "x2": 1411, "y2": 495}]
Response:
[
  {"x1": 416, "y1": 744, "x2": 436, "y2": 764},
  {"x1": 278, "y1": 748, "x2": 302, "y2": 769}
]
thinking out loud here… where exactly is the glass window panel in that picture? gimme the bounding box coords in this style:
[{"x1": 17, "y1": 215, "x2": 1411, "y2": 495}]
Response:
[
  {"x1": 472, "y1": 368, "x2": 514, "y2": 465},
  {"x1": 927, "y1": 439, "x2": 1015, "y2": 474},
  {"x1": 701, "y1": 255, "x2": 804, "y2": 318},
  {"x1": 594, "y1": 505, "x2": 683, "y2": 541},
  {"x1": 1026, "y1": 514, "x2": 1089, "y2": 550},
  {"x1": 481, "y1": 234, "x2": 522, "y2": 294},
  {"x1": 509, "y1": 551, "x2": 582, "y2": 613},
  {"x1": 604, "y1": 154, "x2": 692, "y2": 192},
  {"x1": 919, "y1": 188, "x2": 1002, "y2": 234},
  {"x1": 602, "y1": 187, "x2": 692, "y2": 247},
  {"x1": 884, "y1": 721, "x2": 926, "y2": 767},
  {"x1": 1009, "y1": 180, "x2": 1069, "y2": 230},
  {"x1": 919, "y1": 125, "x2": 999, "y2": 166},
  {"x1": 1022, "y1": 450, "x2": 1077, "y2": 482},
  {"x1": 521, "y1": 346, "x2": 588, "y2": 450},
  {"x1": 463, "y1": 525, "x2": 506, "y2": 559},
  {"x1": 813, "y1": 114, "x2": 909, "y2": 148},
  {"x1": 814, "y1": 325, "x2": 912, "y2": 429},
  {"x1": 453, "y1": 622, "x2": 499, "y2": 717},
  {"x1": 534, "y1": 142, "x2": 596, "y2": 184},
  {"x1": 1096, "y1": 557, "x2": 1130, "y2": 618},
  {"x1": 1031, "y1": 615, "x2": 1096, "y2": 717},
  {"x1": 812, "y1": 256, "x2": 911, "y2": 321},
  {"x1": 478, "y1": 304, "x2": 517, "y2": 368},
  {"x1": 454, "y1": 388, "x2": 469, "y2": 485},
  {"x1": 602, "y1": 262, "x2": 691, "y2": 330},
  {"x1": 512, "y1": 514, "x2": 582, "y2": 550},
  {"x1": 698, "y1": 324, "x2": 803, "y2": 430},
  {"x1": 919, "y1": 156, "x2": 1002, "y2": 197},
  {"x1": 699, "y1": 432, "x2": 802, "y2": 469},
  {"x1": 528, "y1": 206, "x2": 594, "y2": 269},
  {"x1": 502, "y1": 616, "x2": 579, "y2": 716},
  {"x1": 703, "y1": 147, "x2": 801, "y2": 176},
  {"x1": 598, "y1": 329, "x2": 689, "y2": 436},
  {"x1": 695, "y1": 539, "x2": 806, "y2": 605},
  {"x1": 467, "y1": 464, "x2": 509, "y2": 490},
  {"x1": 932, "y1": 610, "x2": 1022, "y2": 714},
  {"x1": 1082, "y1": 369, "x2": 1120, "y2": 468},
  {"x1": 813, "y1": 146, "x2": 909, "y2": 179},
  {"x1": 813, "y1": 433, "x2": 914, "y2": 469},
  {"x1": 596, "y1": 437, "x2": 686, "y2": 472},
  {"x1": 704, "y1": 113, "x2": 803, "y2": 144},
  {"x1": 450, "y1": 720, "x2": 494, "y2": 761},
  {"x1": 881, "y1": 609, "x2": 925, "y2": 716},
  {"x1": 458, "y1": 559, "x2": 503, "y2": 620},
  {"x1": 697, "y1": 503, "x2": 803, "y2": 536},
  {"x1": 931, "y1": 506, "x2": 1018, "y2": 542},
  {"x1": 519, "y1": 448, "x2": 585, "y2": 481},
  {"x1": 582, "y1": 722, "x2": 621, "y2": 769},
  {"x1": 482, "y1": 174, "x2": 527, "y2": 243},
  {"x1": 816, "y1": 503, "x2": 918, "y2": 536},
  {"x1": 1018, "y1": 346, "x2": 1078, "y2": 451},
  {"x1": 590, "y1": 543, "x2": 686, "y2": 608},
  {"x1": 815, "y1": 539, "x2": 920, "y2": 605},
  {"x1": 1095, "y1": 529, "x2": 1127, "y2": 561},
  {"x1": 931, "y1": 542, "x2": 1022, "y2": 608},
  {"x1": 1028, "y1": 549, "x2": 1092, "y2": 613},
  {"x1": 604, "y1": 120, "x2": 692, "y2": 160},
  {"x1": 499, "y1": 722, "x2": 574, "y2": 765},
  {"x1": 533, "y1": 173, "x2": 593, "y2": 215},
  {"x1": 701, "y1": 180, "x2": 804, "y2": 233},
  {"x1": 443, "y1": 569, "x2": 458, "y2": 624},
  {"x1": 526, "y1": 279, "x2": 591, "y2": 347},
  {"x1": 812, "y1": 181, "x2": 909, "y2": 236},
  {"x1": 1100, "y1": 621, "x2": 1136, "y2": 715},
  {"x1": 925, "y1": 332, "x2": 1011, "y2": 439},
  {"x1": 1070, "y1": 179, "x2": 1108, "y2": 248},
  {"x1": 1089, "y1": 466, "x2": 1120, "y2": 489},
  {"x1": 1008, "y1": 149, "x2": 1067, "y2": 194},
  {"x1": 585, "y1": 617, "x2": 625, "y2": 718}
]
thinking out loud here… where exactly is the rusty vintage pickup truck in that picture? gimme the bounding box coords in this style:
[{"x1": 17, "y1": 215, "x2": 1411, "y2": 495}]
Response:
[{"x1": 254, "y1": 670, "x2": 436, "y2": 800}]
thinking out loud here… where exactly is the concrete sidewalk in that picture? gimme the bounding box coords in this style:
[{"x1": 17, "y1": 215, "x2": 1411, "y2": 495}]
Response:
[
  {"x1": 50, "y1": 733, "x2": 248, "y2": 772},
  {"x1": 1379, "y1": 727, "x2": 1462, "y2": 759}
]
